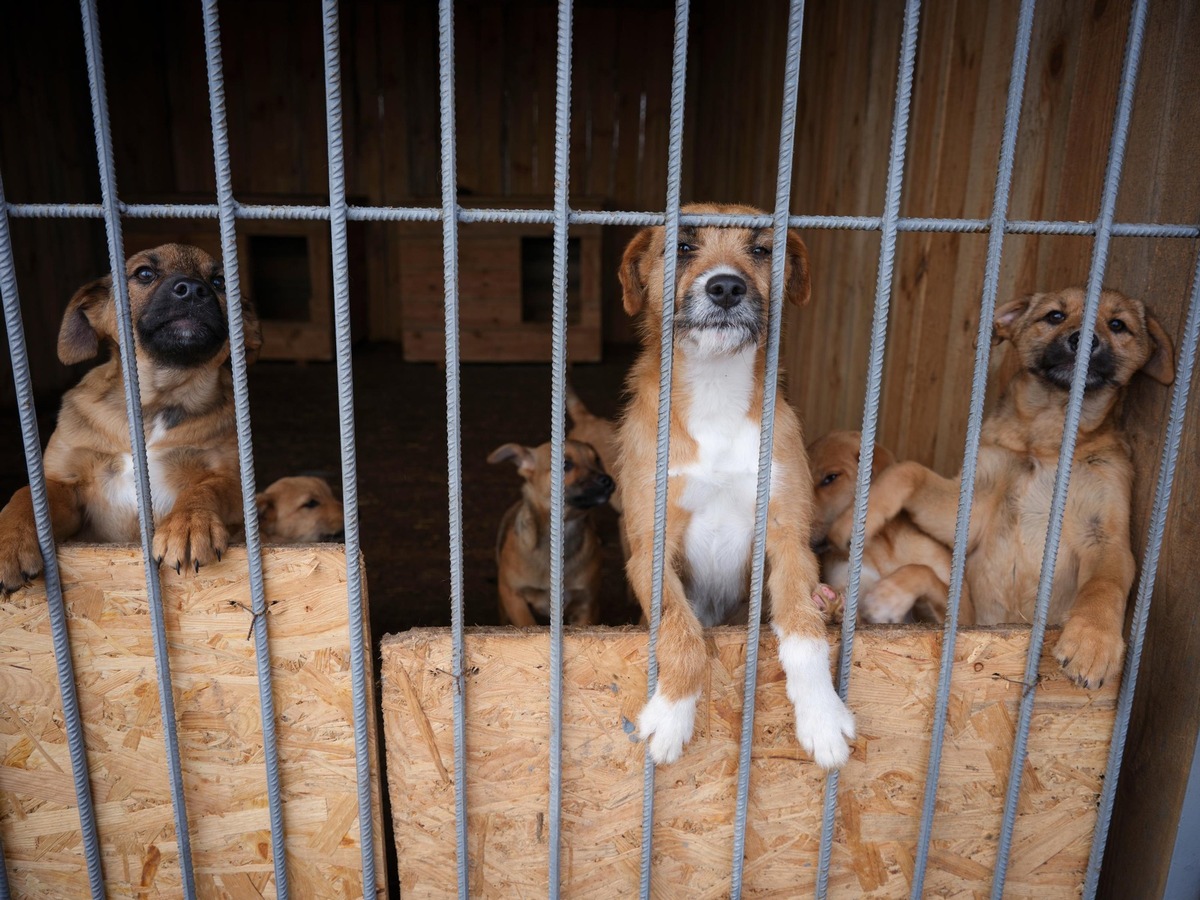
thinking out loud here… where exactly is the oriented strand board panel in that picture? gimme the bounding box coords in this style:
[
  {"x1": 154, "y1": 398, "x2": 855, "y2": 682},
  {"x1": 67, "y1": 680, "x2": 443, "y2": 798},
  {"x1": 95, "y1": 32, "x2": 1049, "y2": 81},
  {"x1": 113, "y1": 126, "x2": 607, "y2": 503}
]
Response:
[
  {"x1": 0, "y1": 545, "x2": 386, "y2": 899},
  {"x1": 383, "y1": 626, "x2": 1117, "y2": 897}
]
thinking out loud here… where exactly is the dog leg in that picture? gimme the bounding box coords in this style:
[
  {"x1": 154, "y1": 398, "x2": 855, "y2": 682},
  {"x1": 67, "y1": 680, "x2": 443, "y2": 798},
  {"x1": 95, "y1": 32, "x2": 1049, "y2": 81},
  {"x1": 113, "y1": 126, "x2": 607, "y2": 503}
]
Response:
[
  {"x1": 1055, "y1": 544, "x2": 1133, "y2": 689},
  {"x1": 498, "y1": 583, "x2": 538, "y2": 627},
  {"x1": 768, "y1": 501, "x2": 855, "y2": 769},
  {"x1": 862, "y1": 564, "x2": 949, "y2": 624},
  {"x1": 153, "y1": 474, "x2": 238, "y2": 573},
  {"x1": 829, "y1": 461, "x2": 965, "y2": 550},
  {"x1": 0, "y1": 482, "x2": 83, "y2": 592}
]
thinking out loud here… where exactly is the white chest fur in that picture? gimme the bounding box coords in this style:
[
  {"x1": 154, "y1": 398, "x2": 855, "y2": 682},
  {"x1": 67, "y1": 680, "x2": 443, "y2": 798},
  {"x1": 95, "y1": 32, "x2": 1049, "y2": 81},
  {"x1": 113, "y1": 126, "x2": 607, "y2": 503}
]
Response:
[
  {"x1": 670, "y1": 348, "x2": 780, "y2": 625},
  {"x1": 103, "y1": 419, "x2": 179, "y2": 528}
]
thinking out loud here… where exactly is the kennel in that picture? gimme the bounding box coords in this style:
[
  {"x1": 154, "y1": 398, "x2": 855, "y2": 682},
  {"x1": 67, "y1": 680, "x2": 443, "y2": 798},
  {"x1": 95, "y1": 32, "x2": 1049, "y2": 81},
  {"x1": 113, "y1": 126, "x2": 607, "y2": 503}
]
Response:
[{"x1": 0, "y1": 0, "x2": 1198, "y2": 898}]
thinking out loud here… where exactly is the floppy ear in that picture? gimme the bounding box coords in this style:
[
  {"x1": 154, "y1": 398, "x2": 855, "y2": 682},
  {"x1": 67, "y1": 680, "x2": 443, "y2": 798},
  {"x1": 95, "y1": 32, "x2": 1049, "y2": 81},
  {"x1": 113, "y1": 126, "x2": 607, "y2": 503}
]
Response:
[
  {"x1": 240, "y1": 299, "x2": 264, "y2": 364},
  {"x1": 785, "y1": 230, "x2": 812, "y2": 307},
  {"x1": 58, "y1": 276, "x2": 112, "y2": 365},
  {"x1": 487, "y1": 443, "x2": 536, "y2": 477},
  {"x1": 868, "y1": 442, "x2": 896, "y2": 477},
  {"x1": 619, "y1": 227, "x2": 655, "y2": 316},
  {"x1": 1142, "y1": 313, "x2": 1175, "y2": 385},
  {"x1": 992, "y1": 294, "x2": 1035, "y2": 345},
  {"x1": 255, "y1": 492, "x2": 278, "y2": 531}
]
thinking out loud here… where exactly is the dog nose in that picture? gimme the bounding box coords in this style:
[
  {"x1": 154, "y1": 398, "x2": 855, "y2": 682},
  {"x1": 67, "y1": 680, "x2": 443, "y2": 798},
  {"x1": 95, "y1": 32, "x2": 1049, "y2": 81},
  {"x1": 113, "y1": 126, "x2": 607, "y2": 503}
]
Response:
[
  {"x1": 706, "y1": 274, "x2": 747, "y2": 310},
  {"x1": 597, "y1": 473, "x2": 614, "y2": 491},
  {"x1": 170, "y1": 277, "x2": 213, "y2": 303},
  {"x1": 1067, "y1": 331, "x2": 1101, "y2": 356}
]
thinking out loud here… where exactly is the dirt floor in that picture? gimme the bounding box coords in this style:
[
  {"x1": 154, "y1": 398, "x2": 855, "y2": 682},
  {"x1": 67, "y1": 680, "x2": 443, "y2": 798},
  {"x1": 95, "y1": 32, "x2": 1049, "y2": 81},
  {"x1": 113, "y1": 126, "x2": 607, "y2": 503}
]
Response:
[{"x1": 0, "y1": 342, "x2": 642, "y2": 642}]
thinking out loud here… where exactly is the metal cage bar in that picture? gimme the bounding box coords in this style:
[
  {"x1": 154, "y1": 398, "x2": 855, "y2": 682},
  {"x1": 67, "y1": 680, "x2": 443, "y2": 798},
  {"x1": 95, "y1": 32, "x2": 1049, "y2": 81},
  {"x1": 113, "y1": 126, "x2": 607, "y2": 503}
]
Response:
[
  {"x1": 0, "y1": 172, "x2": 107, "y2": 897},
  {"x1": 815, "y1": 0, "x2": 922, "y2": 895},
  {"x1": 0, "y1": 836, "x2": 8, "y2": 900},
  {"x1": 639, "y1": 1, "x2": 691, "y2": 897},
  {"x1": 199, "y1": 2, "x2": 290, "y2": 894},
  {"x1": 320, "y1": 1, "x2": 379, "y2": 895},
  {"x1": 729, "y1": 1, "x2": 806, "y2": 895},
  {"x1": 908, "y1": 0, "x2": 1037, "y2": 894},
  {"x1": 78, "y1": 0, "x2": 199, "y2": 894},
  {"x1": 990, "y1": 0, "x2": 1150, "y2": 895},
  {"x1": 436, "y1": 0, "x2": 470, "y2": 896}
]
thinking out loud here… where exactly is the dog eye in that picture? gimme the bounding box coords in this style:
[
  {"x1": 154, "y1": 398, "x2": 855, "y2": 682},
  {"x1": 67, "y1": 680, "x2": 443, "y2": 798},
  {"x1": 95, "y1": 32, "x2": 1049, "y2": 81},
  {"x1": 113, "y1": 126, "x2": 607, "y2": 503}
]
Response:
[
  {"x1": 1043, "y1": 310, "x2": 1066, "y2": 324},
  {"x1": 752, "y1": 245, "x2": 772, "y2": 257},
  {"x1": 1108, "y1": 318, "x2": 1126, "y2": 333},
  {"x1": 677, "y1": 243, "x2": 696, "y2": 255},
  {"x1": 134, "y1": 266, "x2": 156, "y2": 283},
  {"x1": 301, "y1": 499, "x2": 320, "y2": 509},
  {"x1": 563, "y1": 459, "x2": 575, "y2": 473},
  {"x1": 819, "y1": 472, "x2": 838, "y2": 487},
  {"x1": 211, "y1": 274, "x2": 226, "y2": 292}
]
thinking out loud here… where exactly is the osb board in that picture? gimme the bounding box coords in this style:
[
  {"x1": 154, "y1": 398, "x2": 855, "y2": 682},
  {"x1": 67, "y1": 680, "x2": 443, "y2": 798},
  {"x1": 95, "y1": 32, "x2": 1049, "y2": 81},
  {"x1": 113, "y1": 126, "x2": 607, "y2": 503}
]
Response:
[
  {"x1": 0, "y1": 545, "x2": 386, "y2": 899},
  {"x1": 382, "y1": 626, "x2": 1117, "y2": 898}
]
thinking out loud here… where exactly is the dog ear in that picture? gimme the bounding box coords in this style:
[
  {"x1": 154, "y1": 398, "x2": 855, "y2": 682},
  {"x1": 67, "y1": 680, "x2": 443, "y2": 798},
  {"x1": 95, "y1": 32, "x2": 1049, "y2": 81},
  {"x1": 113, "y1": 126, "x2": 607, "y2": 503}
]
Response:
[
  {"x1": 58, "y1": 276, "x2": 114, "y2": 365},
  {"x1": 255, "y1": 492, "x2": 277, "y2": 531},
  {"x1": 619, "y1": 227, "x2": 655, "y2": 316},
  {"x1": 992, "y1": 294, "x2": 1035, "y2": 345},
  {"x1": 785, "y1": 230, "x2": 812, "y2": 307},
  {"x1": 487, "y1": 443, "x2": 536, "y2": 477},
  {"x1": 1142, "y1": 312, "x2": 1176, "y2": 385},
  {"x1": 240, "y1": 298, "x2": 264, "y2": 364},
  {"x1": 868, "y1": 442, "x2": 895, "y2": 477}
]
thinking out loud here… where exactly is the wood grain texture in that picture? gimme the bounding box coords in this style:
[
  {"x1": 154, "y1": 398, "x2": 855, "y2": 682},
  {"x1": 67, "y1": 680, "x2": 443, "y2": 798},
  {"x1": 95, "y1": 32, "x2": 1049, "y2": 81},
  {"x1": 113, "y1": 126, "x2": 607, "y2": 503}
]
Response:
[
  {"x1": 383, "y1": 626, "x2": 1116, "y2": 897},
  {"x1": 0, "y1": 545, "x2": 386, "y2": 899}
]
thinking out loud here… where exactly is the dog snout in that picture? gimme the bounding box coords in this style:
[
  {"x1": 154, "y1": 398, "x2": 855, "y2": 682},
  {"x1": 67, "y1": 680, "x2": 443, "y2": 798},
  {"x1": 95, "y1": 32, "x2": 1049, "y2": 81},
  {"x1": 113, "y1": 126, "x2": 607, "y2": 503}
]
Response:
[
  {"x1": 169, "y1": 276, "x2": 214, "y2": 304},
  {"x1": 1067, "y1": 330, "x2": 1102, "y2": 356},
  {"x1": 706, "y1": 273, "x2": 747, "y2": 310},
  {"x1": 597, "y1": 473, "x2": 615, "y2": 492}
]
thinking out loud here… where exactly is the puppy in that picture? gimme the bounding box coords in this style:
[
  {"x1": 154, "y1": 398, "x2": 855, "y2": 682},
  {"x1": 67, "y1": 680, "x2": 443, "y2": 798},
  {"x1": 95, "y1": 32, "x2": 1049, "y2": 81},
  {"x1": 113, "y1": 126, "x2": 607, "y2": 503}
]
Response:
[
  {"x1": 566, "y1": 382, "x2": 622, "y2": 514},
  {"x1": 616, "y1": 202, "x2": 854, "y2": 767},
  {"x1": 809, "y1": 430, "x2": 960, "y2": 625},
  {"x1": 831, "y1": 287, "x2": 1174, "y2": 688},
  {"x1": 488, "y1": 439, "x2": 615, "y2": 626},
  {"x1": 0, "y1": 244, "x2": 261, "y2": 591},
  {"x1": 256, "y1": 476, "x2": 345, "y2": 543}
]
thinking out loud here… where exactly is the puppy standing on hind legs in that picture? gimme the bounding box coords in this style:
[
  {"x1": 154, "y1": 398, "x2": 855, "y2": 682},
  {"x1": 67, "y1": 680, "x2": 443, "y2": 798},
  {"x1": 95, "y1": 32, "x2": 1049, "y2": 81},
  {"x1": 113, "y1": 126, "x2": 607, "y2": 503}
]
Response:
[{"x1": 616, "y1": 203, "x2": 854, "y2": 768}]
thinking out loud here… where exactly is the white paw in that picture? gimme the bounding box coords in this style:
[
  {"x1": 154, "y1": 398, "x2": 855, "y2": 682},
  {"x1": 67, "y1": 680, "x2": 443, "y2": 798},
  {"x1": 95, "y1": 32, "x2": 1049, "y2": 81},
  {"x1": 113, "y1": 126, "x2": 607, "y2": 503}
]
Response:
[
  {"x1": 777, "y1": 634, "x2": 856, "y2": 769},
  {"x1": 638, "y1": 690, "x2": 699, "y2": 765}
]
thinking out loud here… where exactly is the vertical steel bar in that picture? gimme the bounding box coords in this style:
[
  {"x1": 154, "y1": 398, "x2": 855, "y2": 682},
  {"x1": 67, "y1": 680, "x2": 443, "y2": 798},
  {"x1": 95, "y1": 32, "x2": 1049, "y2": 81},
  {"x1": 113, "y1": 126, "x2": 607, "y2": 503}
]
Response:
[
  {"x1": 908, "y1": 1, "x2": 1036, "y2": 895},
  {"x1": 729, "y1": 1, "x2": 806, "y2": 895},
  {"x1": 78, "y1": 1, "x2": 198, "y2": 894},
  {"x1": 990, "y1": 0, "x2": 1149, "y2": 895},
  {"x1": 0, "y1": 172, "x2": 106, "y2": 897},
  {"x1": 815, "y1": 1, "x2": 922, "y2": 895},
  {"x1": 319, "y1": 2, "x2": 378, "y2": 895},
  {"x1": 547, "y1": 0, "x2": 574, "y2": 894},
  {"x1": 638, "y1": 2, "x2": 691, "y2": 897},
  {"x1": 199, "y1": 1, "x2": 289, "y2": 894},
  {"x1": 1082, "y1": 237, "x2": 1200, "y2": 900},
  {"x1": 436, "y1": 0, "x2": 470, "y2": 896},
  {"x1": 0, "y1": 836, "x2": 8, "y2": 900}
]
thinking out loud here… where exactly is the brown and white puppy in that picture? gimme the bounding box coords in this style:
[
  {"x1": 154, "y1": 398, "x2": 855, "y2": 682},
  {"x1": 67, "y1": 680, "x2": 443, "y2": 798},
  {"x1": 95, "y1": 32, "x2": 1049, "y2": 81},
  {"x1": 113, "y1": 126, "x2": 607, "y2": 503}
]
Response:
[
  {"x1": 616, "y1": 202, "x2": 854, "y2": 767},
  {"x1": 0, "y1": 244, "x2": 261, "y2": 591},
  {"x1": 809, "y1": 430, "x2": 961, "y2": 625},
  {"x1": 256, "y1": 476, "x2": 345, "y2": 543},
  {"x1": 489, "y1": 439, "x2": 615, "y2": 626},
  {"x1": 830, "y1": 287, "x2": 1174, "y2": 688}
]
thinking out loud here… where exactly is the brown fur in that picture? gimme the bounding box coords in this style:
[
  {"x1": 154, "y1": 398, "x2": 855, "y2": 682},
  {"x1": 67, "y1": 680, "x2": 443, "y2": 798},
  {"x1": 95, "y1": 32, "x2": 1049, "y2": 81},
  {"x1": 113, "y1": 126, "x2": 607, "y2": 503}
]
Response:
[
  {"x1": 566, "y1": 382, "x2": 622, "y2": 514},
  {"x1": 830, "y1": 287, "x2": 1174, "y2": 688},
  {"x1": 256, "y1": 476, "x2": 345, "y2": 543},
  {"x1": 616, "y1": 203, "x2": 853, "y2": 767},
  {"x1": 0, "y1": 244, "x2": 261, "y2": 590},
  {"x1": 488, "y1": 439, "x2": 614, "y2": 626},
  {"x1": 809, "y1": 430, "x2": 965, "y2": 625}
]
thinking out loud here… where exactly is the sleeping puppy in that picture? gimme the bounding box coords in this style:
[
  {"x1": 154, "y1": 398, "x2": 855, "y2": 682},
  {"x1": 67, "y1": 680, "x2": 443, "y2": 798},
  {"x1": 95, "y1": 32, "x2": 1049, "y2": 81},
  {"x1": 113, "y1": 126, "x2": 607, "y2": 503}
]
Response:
[
  {"x1": 0, "y1": 244, "x2": 261, "y2": 591},
  {"x1": 809, "y1": 430, "x2": 962, "y2": 625},
  {"x1": 830, "y1": 287, "x2": 1174, "y2": 688},
  {"x1": 616, "y1": 202, "x2": 854, "y2": 767},
  {"x1": 256, "y1": 476, "x2": 345, "y2": 543}
]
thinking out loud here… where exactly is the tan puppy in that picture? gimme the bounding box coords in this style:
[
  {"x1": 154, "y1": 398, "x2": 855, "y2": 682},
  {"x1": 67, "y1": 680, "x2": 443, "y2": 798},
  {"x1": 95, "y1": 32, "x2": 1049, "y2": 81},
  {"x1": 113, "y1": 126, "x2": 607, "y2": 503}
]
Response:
[
  {"x1": 566, "y1": 382, "x2": 622, "y2": 513},
  {"x1": 831, "y1": 287, "x2": 1174, "y2": 688},
  {"x1": 809, "y1": 430, "x2": 961, "y2": 625},
  {"x1": 256, "y1": 476, "x2": 345, "y2": 543},
  {"x1": 616, "y1": 202, "x2": 854, "y2": 767},
  {"x1": 0, "y1": 244, "x2": 261, "y2": 591},
  {"x1": 489, "y1": 439, "x2": 615, "y2": 626}
]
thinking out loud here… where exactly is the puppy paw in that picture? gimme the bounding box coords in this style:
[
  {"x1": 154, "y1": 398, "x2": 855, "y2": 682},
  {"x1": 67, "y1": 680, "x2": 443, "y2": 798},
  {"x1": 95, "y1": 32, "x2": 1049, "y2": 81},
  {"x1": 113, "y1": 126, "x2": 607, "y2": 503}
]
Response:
[
  {"x1": 812, "y1": 584, "x2": 846, "y2": 625},
  {"x1": 827, "y1": 512, "x2": 854, "y2": 552},
  {"x1": 778, "y1": 634, "x2": 855, "y2": 769},
  {"x1": 638, "y1": 690, "x2": 699, "y2": 765},
  {"x1": 861, "y1": 581, "x2": 913, "y2": 624},
  {"x1": 1054, "y1": 617, "x2": 1124, "y2": 690},
  {"x1": 0, "y1": 512, "x2": 44, "y2": 594},
  {"x1": 153, "y1": 507, "x2": 229, "y2": 574}
]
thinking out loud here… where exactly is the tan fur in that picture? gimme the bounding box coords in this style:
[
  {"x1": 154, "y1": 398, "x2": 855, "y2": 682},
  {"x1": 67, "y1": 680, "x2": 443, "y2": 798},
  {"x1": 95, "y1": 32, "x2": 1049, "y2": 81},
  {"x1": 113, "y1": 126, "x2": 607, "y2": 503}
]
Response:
[
  {"x1": 489, "y1": 439, "x2": 614, "y2": 626},
  {"x1": 256, "y1": 476, "x2": 344, "y2": 543},
  {"x1": 566, "y1": 382, "x2": 622, "y2": 514},
  {"x1": 809, "y1": 430, "x2": 965, "y2": 625},
  {"x1": 831, "y1": 287, "x2": 1174, "y2": 688},
  {"x1": 0, "y1": 244, "x2": 261, "y2": 590},
  {"x1": 616, "y1": 203, "x2": 850, "y2": 765}
]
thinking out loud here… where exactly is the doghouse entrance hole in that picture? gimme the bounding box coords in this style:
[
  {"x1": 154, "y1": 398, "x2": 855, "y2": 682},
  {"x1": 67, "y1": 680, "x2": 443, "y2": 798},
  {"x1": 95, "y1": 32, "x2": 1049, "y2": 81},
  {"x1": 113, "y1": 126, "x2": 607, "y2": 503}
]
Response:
[
  {"x1": 247, "y1": 234, "x2": 313, "y2": 322},
  {"x1": 521, "y1": 236, "x2": 581, "y2": 324}
]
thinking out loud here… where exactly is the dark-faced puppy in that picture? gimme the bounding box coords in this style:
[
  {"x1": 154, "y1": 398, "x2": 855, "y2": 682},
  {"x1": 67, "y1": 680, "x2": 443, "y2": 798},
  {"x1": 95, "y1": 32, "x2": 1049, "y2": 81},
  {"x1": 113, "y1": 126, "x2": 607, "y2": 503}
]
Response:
[
  {"x1": 489, "y1": 439, "x2": 615, "y2": 626},
  {"x1": 809, "y1": 430, "x2": 961, "y2": 625},
  {"x1": 256, "y1": 476, "x2": 345, "y2": 543},
  {"x1": 616, "y1": 202, "x2": 854, "y2": 767},
  {"x1": 831, "y1": 287, "x2": 1174, "y2": 688},
  {"x1": 0, "y1": 244, "x2": 261, "y2": 591}
]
